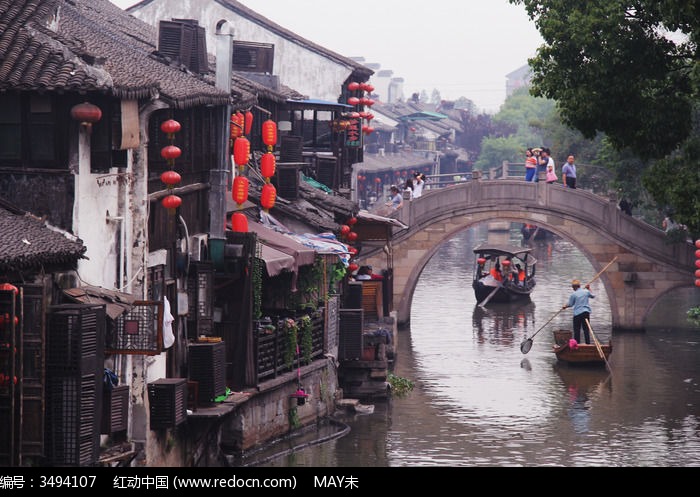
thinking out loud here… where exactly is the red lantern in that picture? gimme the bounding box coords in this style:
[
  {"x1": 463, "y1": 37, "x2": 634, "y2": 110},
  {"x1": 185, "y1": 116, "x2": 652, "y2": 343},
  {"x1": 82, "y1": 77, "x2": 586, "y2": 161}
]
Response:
[
  {"x1": 348, "y1": 263, "x2": 359, "y2": 273},
  {"x1": 365, "y1": 98, "x2": 375, "y2": 107},
  {"x1": 696, "y1": 280, "x2": 700, "y2": 288},
  {"x1": 161, "y1": 194, "x2": 182, "y2": 210},
  {"x1": 232, "y1": 176, "x2": 249, "y2": 205},
  {"x1": 233, "y1": 137, "x2": 250, "y2": 166},
  {"x1": 261, "y1": 183, "x2": 277, "y2": 211},
  {"x1": 347, "y1": 217, "x2": 357, "y2": 226},
  {"x1": 0, "y1": 313, "x2": 19, "y2": 327},
  {"x1": 347, "y1": 231, "x2": 358, "y2": 242},
  {"x1": 347, "y1": 97, "x2": 360, "y2": 106},
  {"x1": 364, "y1": 126, "x2": 374, "y2": 135},
  {"x1": 350, "y1": 112, "x2": 360, "y2": 118},
  {"x1": 340, "y1": 225, "x2": 351, "y2": 236},
  {"x1": 161, "y1": 145, "x2": 182, "y2": 161},
  {"x1": 160, "y1": 119, "x2": 181, "y2": 135},
  {"x1": 231, "y1": 212, "x2": 248, "y2": 232},
  {"x1": 366, "y1": 113, "x2": 374, "y2": 121},
  {"x1": 230, "y1": 112, "x2": 244, "y2": 139},
  {"x1": 365, "y1": 84, "x2": 375, "y2": 93},
  {"x1": 348, "y1": 246, "x2": 358, "y2": 256},
  {"x1": 260, "y1": 152, "x2": 276, "y2": 178},
  {"x1": 695, "y1": 269, "x2": 700, "y2": 278},
  {"x1": 0, "y1": 283, "x2": 18, "y2": 295},
  {"x1": 70, "y1": 102, "x2": 102, "y2": 126},
  {"x1": 262, "y1": 120, "x2": 277, "y2": 148},
  {"x1": 244, "y1": 110, "x2": 254, "y2": 136},
  {"x1": 696, "y1": 239, "x2": 700, "y2": 249},
  {"x1": 477, "y1": 257, "x2": 486, "y2": 265},
  {"x1": 160, "y1": 170, "x2": 181, "y2": 187},
  {"x1": 348, "y1": 82, "x2": 360, "y2": 91},
  {"x1": 375, "y1": 177, "x2": 382, "y2": 183}
]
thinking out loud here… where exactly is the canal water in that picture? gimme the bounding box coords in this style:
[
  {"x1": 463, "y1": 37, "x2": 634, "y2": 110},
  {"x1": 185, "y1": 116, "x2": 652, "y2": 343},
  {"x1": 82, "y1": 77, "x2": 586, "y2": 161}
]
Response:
[{"x1": 247, "y1": 225, "x2": 700, "y2": 467}]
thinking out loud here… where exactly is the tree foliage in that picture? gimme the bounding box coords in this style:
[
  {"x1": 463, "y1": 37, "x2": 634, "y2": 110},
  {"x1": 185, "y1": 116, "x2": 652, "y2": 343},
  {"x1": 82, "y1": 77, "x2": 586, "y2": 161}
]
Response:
[{"x1": 510, "y1": 0, "x2": 697, "y2": 160}]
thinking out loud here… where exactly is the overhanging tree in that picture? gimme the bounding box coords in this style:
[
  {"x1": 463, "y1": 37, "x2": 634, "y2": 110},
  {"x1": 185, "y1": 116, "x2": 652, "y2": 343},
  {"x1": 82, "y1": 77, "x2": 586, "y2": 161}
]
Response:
[{"x1": 510, "y1": 0, "x2": 699, "y2": 232}]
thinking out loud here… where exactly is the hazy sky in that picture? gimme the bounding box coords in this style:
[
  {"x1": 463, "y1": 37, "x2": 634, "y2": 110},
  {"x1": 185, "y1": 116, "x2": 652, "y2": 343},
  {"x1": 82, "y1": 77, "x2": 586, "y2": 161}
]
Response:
[{"x1": 110, "y1": 0, "x2": 544, "y2": 113}]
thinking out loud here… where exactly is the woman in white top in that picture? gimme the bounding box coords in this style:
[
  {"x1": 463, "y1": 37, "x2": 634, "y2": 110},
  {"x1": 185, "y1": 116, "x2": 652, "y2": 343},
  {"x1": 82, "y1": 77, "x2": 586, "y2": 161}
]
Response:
[{"x1": 412, "y1": 172, "x2": 425, "y2": 198}]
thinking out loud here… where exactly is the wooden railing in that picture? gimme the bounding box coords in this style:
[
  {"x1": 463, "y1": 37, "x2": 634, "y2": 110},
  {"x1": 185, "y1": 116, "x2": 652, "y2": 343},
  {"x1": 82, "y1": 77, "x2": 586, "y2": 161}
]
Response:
[{"x1": 254, "y1": 309, "x2": 325, "y2": 382}]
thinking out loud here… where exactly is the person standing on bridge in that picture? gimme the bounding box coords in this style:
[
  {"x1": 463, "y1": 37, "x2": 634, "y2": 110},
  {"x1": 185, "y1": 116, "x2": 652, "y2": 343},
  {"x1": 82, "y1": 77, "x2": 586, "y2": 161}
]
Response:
[
  {"x1": 562, "y1": 155, "x2": 577, "y2": 189},
  {"x1": 525, "y1": 148, "x2": 538, "y2": 182},
  {"x1": 386, "y1": 185, "x2": 403, "y2": 211},
  {"x1": 562, "y1": 279, "x2": 595, "y2": 344},
  {"x1": 412, "y1": 172, "x2": 425, "y2": 198}
]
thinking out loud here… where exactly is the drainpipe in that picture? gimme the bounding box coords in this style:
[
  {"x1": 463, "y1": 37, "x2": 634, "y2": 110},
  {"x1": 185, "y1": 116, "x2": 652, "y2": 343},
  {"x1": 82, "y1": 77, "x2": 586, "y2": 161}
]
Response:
[{"x1": 209, "y1": 20, "x2": 234, "y2": 270}]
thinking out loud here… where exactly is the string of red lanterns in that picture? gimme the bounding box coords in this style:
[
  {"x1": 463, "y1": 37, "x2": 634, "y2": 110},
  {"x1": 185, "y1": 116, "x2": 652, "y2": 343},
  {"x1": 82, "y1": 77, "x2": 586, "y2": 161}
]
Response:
[
  {"x1": 345, "y1": 81, "x2": 375, "y2": 136},
  {"x1": 160, "y1": 118, "x2": 182, "y2": 214},
  {"x1": 231, "y1": 110, "x2": 251, "y2": 233},
  {"x1": 260, "y1": 119, "x2": 278, "y2": 212}
]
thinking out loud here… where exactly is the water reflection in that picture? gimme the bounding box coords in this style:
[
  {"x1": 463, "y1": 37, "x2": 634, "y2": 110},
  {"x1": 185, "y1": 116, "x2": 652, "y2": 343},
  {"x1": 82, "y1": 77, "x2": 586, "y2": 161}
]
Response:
[{"x1": 254, "y1": 224, "x2": 700, "y2": 467}]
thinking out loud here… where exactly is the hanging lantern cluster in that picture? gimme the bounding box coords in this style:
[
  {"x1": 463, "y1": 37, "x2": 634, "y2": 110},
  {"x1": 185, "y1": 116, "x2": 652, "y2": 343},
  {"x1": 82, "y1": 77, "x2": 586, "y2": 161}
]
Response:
[
  {"x1": 160, "y1": 118, "x2": 182, "y2": 215},
  {"x1": 260, "y1": 119, "x2": 278, "y2": 212},
  {"x1": 345, "y1": 81, "x2": 375, "y2": 136},
  {"x1": 230, "y1": 110, "x2": 252, "y2": 233},
  {"x1": 341, "y1": 216, "x2": 359, "y2": 277}
]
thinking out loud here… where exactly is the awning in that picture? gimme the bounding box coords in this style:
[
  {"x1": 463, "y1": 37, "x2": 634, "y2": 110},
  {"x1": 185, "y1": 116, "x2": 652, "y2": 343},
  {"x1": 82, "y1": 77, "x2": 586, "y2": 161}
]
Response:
[
  {"x1": 63, "y1": 285, "x2": 137, "y2": 320},
  {"x1": 248, "y1": 221, "x2": 317, "y2": 266},
  {"x1": 260, "y1": 243, "x2": 295, "y2": 277},
  {"x1": 398, "y1": 111, "x2": 449, "y2": 122},
  {"x1": 248, "y1": 222, "x2": 317, "y2": 290},
  {"x1": 286, "y1": 98, "x2": 353, "y2": 110}
]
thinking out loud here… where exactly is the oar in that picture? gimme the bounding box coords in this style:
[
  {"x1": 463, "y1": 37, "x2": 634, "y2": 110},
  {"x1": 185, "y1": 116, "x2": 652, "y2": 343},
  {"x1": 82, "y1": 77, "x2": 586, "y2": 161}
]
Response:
[
  {"x1": 478, "y1": 279, "x2": 503, "y2": 308},
  {"x1": 519, "y1": 255, "x2": 619, "y2": 354},
  {"x1": 585, "y1": 318, "x2": 613, "y2": 377},
  {"x1": 520, "y1": 307, "x2": 565, "y2": 354}
]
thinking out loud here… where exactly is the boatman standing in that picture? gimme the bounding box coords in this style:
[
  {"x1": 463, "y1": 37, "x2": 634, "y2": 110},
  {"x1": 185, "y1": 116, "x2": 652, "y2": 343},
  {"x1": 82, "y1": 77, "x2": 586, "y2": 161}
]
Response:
[{"x1": 562, "y1": 279, "x2": 595, "y2": 344}]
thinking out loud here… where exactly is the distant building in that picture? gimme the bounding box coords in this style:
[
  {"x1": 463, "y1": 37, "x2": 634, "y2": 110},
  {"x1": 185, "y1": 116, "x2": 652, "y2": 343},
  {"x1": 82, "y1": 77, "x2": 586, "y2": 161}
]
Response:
[{"x1": 506, "y1": 64, "x2": 533, "y2": 97}]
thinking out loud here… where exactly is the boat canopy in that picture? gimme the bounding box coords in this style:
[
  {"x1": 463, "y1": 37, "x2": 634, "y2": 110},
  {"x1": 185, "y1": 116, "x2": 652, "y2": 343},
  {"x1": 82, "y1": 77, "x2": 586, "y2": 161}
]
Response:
[{"x1": 472, "y1": 244, "x2": 537, "y2": 265}]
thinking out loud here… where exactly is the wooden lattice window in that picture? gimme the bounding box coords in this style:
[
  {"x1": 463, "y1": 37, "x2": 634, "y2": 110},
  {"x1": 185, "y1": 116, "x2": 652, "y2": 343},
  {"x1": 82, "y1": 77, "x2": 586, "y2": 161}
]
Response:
[{"x1": 105, "y1": 301, "x2": 163, "y2": 355}]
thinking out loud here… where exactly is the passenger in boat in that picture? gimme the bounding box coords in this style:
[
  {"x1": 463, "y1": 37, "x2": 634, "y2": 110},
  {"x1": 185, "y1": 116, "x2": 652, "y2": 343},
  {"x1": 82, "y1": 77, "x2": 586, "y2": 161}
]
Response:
[
  {"x1": 489, "y1": 262, "x2": 503, "y2": 282},
  {"x1": 516, "y1": 264, "x2": 526, "y2": 286},
  {"x1": 562, "y1": 279, "x2": 595, "y2": 344}
]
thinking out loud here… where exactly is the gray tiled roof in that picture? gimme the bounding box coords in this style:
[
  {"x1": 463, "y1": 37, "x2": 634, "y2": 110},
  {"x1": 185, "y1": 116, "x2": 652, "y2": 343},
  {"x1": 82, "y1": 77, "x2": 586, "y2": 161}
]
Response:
[
  {"x1": 0, "y1": 0, "x2": 232, "y2": 108},
  {"x1": 0, "y1": 201, "x2": 86, "y2": 272}
]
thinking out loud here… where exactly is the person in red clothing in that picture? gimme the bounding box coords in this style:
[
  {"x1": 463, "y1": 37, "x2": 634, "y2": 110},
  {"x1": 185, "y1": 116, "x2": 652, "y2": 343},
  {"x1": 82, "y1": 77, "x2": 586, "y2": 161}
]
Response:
[
  {"x1": 489, "y1": 262, "x2": 503, "y2": 281},
  {"x1": 516, "y1": 264, "x2": 526, "y2": 286}
]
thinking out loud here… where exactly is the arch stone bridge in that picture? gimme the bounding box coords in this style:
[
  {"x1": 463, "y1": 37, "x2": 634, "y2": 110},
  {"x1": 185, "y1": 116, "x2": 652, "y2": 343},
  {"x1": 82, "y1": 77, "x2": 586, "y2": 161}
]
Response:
[{"x1": 363, "y1": 179, "x2": 695, "y2": 330}]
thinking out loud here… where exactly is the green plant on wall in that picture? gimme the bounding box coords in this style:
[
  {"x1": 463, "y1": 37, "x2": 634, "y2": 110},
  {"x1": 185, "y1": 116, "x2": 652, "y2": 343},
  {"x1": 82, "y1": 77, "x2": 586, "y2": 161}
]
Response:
[
  {"x1": 292, "y1": 257, "x2": 324, "y2": 309},
  {"x1": 288, "y1": 406, "x2": 300, "y2": 430},
  {"x1": 252, "y1": 244, "x2": 263, "y2": 320},
  {"x1": 688, "y1": 307, "x2": 700, "y2": 327},
  {"x1": 299, "y1": 314, "x2": 313, "y2": 364},
  {"x1": 283, "y1": 318, "x2": 298, "y2": 369},
  {"x1": 328, "y1": 260, "x2": 347, "y2": 294}
]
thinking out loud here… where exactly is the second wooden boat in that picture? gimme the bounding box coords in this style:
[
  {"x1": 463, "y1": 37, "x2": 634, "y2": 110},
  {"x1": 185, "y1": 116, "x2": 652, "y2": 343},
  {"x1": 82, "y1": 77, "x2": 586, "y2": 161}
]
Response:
[{"x1": 552, "y1": 330, "x2": 612, "y2": 366}]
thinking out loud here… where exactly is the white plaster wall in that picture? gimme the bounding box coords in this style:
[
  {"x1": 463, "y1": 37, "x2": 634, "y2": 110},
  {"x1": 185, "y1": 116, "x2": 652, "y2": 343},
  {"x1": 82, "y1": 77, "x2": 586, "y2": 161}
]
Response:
[
  {"x1": 73, "y1": 130, "x2": 121, "y2": 288},
  {"x1": 129, "y1": 0, "x2": 357, "y2": 101}
]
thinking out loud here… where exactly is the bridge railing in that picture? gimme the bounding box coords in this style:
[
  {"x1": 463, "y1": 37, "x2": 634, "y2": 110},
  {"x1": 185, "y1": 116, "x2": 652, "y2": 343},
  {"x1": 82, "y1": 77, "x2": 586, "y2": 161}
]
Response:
[{"x1": 425, "y1": 161, "x2": 613, "y2": 194}]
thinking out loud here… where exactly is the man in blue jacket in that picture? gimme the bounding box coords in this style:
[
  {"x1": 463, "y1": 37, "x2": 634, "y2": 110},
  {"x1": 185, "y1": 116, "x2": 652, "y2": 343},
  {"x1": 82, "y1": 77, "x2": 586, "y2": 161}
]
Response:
[{"x1": 562, "y1": 279, "x2": 595, "y2": 344}]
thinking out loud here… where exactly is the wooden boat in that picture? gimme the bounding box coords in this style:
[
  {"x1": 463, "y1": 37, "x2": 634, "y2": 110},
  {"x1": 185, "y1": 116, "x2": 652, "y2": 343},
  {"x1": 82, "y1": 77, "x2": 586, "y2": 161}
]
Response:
[
  {"x1": 472, "y1": 244, "x2": 537, "y2": 304},
  {"x1": 552, "y1": 330, "x2": 612, "y2": 366}
]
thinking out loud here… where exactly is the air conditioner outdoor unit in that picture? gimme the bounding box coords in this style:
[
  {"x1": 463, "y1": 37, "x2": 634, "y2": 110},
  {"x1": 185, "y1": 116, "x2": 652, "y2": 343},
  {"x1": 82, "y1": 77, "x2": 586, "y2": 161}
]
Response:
[{"x1": 190, "y1": 234, "x2": 208, "y2": 262}]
